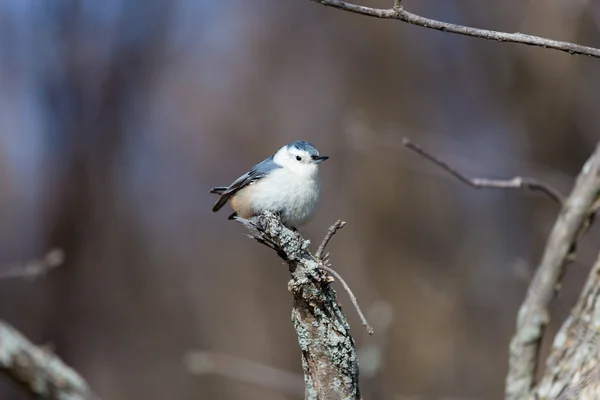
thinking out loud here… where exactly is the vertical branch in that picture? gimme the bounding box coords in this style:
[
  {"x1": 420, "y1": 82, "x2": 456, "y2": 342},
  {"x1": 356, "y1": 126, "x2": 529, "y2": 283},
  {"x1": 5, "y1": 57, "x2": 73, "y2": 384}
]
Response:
[
  {"x1": 291, "y1": 281, "x2": 360, "y2": 400},
  {"x1": 237, "y1": 212, "x2": 362, "y2": 399},
  {"x1": 506, "y1": 143, "x2": 600, "y2": 399},
  {"x1": 535, "y1": 250, "x2": 600, "y2": 399}
]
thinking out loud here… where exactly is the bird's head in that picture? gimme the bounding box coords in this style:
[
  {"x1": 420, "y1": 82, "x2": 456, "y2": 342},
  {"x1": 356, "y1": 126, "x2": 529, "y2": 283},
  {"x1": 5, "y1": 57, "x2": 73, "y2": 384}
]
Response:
[{"x1": 273, "y1": 140, "x2": 329, "y2": 176}]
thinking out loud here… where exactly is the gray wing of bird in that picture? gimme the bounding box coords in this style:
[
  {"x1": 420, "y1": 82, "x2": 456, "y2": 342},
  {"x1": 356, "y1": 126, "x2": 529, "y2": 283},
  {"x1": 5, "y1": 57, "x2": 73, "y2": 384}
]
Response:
[
  {"x1": 209, "y1": 187, "x2": 228, "y2": 195},
  {"x1": 212, "y1": 156, "x2": 281, "y2": 212}
]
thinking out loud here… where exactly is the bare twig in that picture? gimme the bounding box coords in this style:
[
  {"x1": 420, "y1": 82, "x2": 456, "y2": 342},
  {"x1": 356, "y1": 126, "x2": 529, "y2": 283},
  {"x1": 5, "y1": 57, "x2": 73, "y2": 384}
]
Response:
[
  {"x1": 0, "y1": 319, "x2": 97, "y2": 400},
  {"x1": 506, "y1": 142, "x2": 600, "y2": 399},
  {"x1": 235, "y1": 212, "x2": 363, "y2": 399},
  {"x1": 314, "y1": 221, "x2": 373, "y2": 334},
  {"x1": 309, "y1": 0, "x2": 600, "y2": 58},
  {"x1": 319, "y1": 264, "x2": 374, "y2": 335},
  {"x1": 185, "y1": 350, "x2": 304, "y2": 397},
  {"x1": 0, "y1": 248, "x2": 65, "y2": 280},
  {"x1": 315, "y1": 220, "x2": 346, "y2": 260},
  {"x1": 403, "y1": 138, "x2": 565, "y2": 204}
]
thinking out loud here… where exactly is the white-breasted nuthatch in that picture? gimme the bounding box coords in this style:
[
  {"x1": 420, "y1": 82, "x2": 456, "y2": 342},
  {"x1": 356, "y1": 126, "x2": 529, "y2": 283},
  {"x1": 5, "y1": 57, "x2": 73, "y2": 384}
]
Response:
[{"x1": 210, "y1": 140, "x2": 329, "y2": 227}]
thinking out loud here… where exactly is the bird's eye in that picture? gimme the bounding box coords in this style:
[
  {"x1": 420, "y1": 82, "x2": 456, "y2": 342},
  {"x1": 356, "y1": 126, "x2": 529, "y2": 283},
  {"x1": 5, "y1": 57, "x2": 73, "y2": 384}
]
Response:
[{"x1": 295, "y1": 156, "x2": 302, "y2": 161}]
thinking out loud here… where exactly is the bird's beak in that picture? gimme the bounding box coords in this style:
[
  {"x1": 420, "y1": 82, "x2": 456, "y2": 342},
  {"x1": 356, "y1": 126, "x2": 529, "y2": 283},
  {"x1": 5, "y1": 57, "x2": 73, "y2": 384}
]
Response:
[{"x1": 312, "y1": 155, "x2": 329, "y2": 163}]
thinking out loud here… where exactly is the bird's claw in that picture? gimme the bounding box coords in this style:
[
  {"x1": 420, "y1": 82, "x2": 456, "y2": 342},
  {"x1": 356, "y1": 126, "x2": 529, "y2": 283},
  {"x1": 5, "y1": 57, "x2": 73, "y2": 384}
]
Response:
[{"x1": 290, "y1": 226, "x2": 303, "y2": 241}]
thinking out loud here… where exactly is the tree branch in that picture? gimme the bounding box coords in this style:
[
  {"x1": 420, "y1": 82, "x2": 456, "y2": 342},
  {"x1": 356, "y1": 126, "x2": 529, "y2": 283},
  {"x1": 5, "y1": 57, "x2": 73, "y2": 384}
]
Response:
[
  {"x1": 534, "y1": 250, "x2": 600, "y2": 399},
  {"x1": 236, "y1": 212, "x2": 363, "y2": 400},
  {"x1": 318, "y1": 264, "x2": 374, "y2": 335},
  {"x1": 315, "y1": 220, "x2": 346, "y2": 260},
  {"x1": 185, "y1": 350, "x2": 304, "y2": 397},
  {"x1": 402, "y1": 138, "x2": 564, "y2": 204},
  {"x1": 0, "y1": 319, "x2": 96, "y2": 400},
  {"x1": 308, "y1": 0, "x2": 600, "y2": 58},
  {"x1": 506, "y1": 142, "x2": 600, "y2": 399},
  {"x1": 0, "y1": 248, "x2": 65, "y2": 280},
  {"x1": 0, "y1": 249, "x2": 97, "y2": 399}
]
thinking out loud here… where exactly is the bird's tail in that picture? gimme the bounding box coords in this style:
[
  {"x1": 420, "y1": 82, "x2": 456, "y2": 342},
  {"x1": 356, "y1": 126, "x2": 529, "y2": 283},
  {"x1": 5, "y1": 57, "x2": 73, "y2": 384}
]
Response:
[
  {"x1": 210, "y1": 186, "x2": 231, "y2": 212},
  {"x1": 209, "y1": 187, "x2": 227, "y2": 195}
]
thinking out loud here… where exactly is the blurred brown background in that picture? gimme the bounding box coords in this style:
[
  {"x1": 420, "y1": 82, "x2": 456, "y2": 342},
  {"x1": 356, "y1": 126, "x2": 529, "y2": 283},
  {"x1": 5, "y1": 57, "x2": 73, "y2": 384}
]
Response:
[{"x1": 0, "y1": 1, "x2": 599, "y2": 399}]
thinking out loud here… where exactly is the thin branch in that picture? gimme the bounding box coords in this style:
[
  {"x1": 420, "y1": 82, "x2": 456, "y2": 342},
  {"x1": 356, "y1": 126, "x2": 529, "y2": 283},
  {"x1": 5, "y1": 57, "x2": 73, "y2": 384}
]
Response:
[
  {"x1": 506, "y1": 142, "x2": 600, "y2": 399},
  {"x1": 319, "y1": 264, "x2": 374, "y2": 334},
  {"x1": 0, "y1": 319, "x2": 97, "y2": 400},
  {"x1": 345, "y1": 118, "x2": 575, "y2": 198},
  {"x1": 315, "y1": 220, "x2": 345, "y2": 260},
  {"x1": 185, "y1": 350, "x2": 304, "y2": 397},
  {"x1": 0, "y1": 248, "x2": 65, "y2": 280},
  {"x1": 313, "y1": 220, "x2": 373, "y2": 334},
  {"x1": 235, "y1": 212, "x2": 363, "y2": 399},
  {"x1": 403, "y1": 138, "x2": 565, "y2": 204},
  {"x1": 309, "y1": 0, "x2": 600, "y2": 58}
]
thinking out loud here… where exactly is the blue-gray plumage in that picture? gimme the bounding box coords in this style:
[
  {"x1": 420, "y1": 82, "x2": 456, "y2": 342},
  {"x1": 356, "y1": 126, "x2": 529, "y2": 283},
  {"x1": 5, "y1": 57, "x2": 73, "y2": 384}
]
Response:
[
  {"x1": 210, "y1": 141, "x2": 328, "y2": 227},
  {"x1": 287, "y1": 140, "x2": 320, "y2": 156},
  {"x1": 210, "y1": 156, "x2": 281, "y2": 213}
]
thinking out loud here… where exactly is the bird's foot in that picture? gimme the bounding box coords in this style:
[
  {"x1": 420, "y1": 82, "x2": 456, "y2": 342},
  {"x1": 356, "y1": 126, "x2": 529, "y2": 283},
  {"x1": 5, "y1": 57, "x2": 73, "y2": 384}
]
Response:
[
  {"x1": 274, "y1": 210, "x2": 284, "y2": 221},
  {"x1": 290, "y1": 226, "x2": 303, "y2": 241}
]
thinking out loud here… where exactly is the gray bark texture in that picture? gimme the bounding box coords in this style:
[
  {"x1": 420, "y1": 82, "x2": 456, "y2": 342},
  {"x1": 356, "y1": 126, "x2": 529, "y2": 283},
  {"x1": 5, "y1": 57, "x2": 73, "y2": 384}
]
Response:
[
  {"x1": 237, "y1": 212, "x2": 361, "y2": 400},
  {"x1": 0, "y1": 319, "x2": 95, "y2": 399},
  {"x1": 536, "y1": 251, "x2": 600, "y2": 399}
]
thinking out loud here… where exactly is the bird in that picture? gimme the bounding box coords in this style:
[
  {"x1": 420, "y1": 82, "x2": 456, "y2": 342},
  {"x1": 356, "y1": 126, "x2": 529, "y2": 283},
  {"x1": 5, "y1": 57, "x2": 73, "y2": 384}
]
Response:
[{"x1": 210, "y1": 140, "x2": 329, "y2": 228}]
